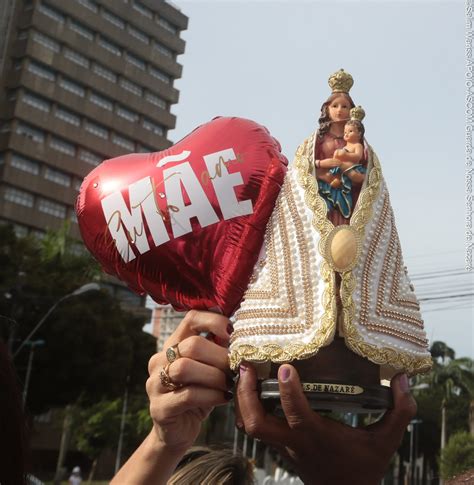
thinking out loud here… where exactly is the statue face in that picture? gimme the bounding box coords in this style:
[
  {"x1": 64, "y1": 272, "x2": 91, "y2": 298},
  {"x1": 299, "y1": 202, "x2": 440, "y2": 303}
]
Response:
[
  {"x1": 328, "y1": 96, "x2": 351, "y2": 122},
  {"x1": 344, "y1": 124, "x2": 361, "y2": 143}
]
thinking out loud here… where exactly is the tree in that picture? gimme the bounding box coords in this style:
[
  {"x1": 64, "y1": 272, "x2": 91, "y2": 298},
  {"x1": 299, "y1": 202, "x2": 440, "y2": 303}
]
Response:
[
  {"x1": 430, "y1": 341, "x2": 456, "y2": 364},
  {"x1": 431, "y1": 355, "x2": 474, "y2": 451},
  {"x1": 408, "y1": 342, "x2": 474, "y2": 481},
  {"x1": 439, "y1": 432, "x2": 474, "y2": 480},
  {"x1": 0, "y1": 223, "x2": 156, "y2": 412},
  {"x1": 75, "y1": 399, "x2": 122, "y2": 483}
]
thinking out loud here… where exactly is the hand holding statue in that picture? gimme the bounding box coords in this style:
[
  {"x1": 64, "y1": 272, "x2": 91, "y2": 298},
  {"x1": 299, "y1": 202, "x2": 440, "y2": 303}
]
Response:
[{"x1": 236, "y1": 364, "x2": 417, "y2": 485}]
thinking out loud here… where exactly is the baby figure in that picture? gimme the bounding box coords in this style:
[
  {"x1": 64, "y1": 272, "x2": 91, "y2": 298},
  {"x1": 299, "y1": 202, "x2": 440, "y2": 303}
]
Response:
[
  {"x1": 334, "y1": 119, "x2": 364, "y2": 166},
  {"x1": 319, "y1": 106, "x2": 367, "y2": 218},
  {"x1": 329, "y1": 118, "x2": 365, "y2": 189}
]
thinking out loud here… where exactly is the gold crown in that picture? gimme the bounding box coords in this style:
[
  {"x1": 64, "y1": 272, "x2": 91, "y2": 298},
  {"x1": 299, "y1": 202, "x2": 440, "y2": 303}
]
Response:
[
  {"x1": 350, "y1": 106, "x2": 365, "y2": 122},
  {"x1": 328, "y1": 69, "x2": 354, "y2": 94}
]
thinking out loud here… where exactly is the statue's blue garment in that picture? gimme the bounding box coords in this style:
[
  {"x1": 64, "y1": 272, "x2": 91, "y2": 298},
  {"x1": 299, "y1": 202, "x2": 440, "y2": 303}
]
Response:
[{"x1": 317, "y1": 164, "x2": 367, "y2": 218}]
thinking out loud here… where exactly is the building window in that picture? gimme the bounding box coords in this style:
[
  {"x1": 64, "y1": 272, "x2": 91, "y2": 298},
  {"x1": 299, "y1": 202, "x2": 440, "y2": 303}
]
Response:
[
  {"x1": 112, "y1": 133, "x2": 134, "y2": 151},
  {"x1": 69, "y1": 19, "x2": 94, "y2": 41},
  {"x1": 13, "y1": 224, "x2": 29, "y2": 238},
  {"x1": 32, "y1": 31, "x2": 61, "y2": 53},
  {"x1": 119, "y1": 78, "x2": 142, "y2": 96},
  {"x1": 73, "y1": 179, "x2": 82, "y2": 191},
  {"x1": 158, "y1": 17, "x2": 178, "y2": 35},
  {"x1": 153, "y1": 41, "x2": 173, "y2": 58},
  {"x1": 85, "y1": 120, "x2": 108, "y2": 139},
  {"x1": 75, "y1": 0, "x2": 98, "y2": 13},
  {"x1": 132, "y1": 1, "x2": 153, "y2": 19},
  {"x1": 92, "y1": 63, "x2": 117, "y2": 83},
  {"x1": 148, "y1": 65, "x2": 171, "y2": 84},
  {"x1": 98, "y1": 36, "x2": 122, "y2": 56},
  {"x1": 38, "y1": 198, "x2": 66, "y2": 219},
  {"x1": 44, "y1": 167, "x2": 71, "y2": 187},
  {"x1": 89, "y1": 92, "x2": 113, "y2": 111},
  {"x1": 63, "y1": 48, "x2": 90, "y2": 68},
  {"x1": 59, "y1": 77, "x2": 85, "y2": 97},
  {"x1": 27, "y1": 61, "x2": 55, "y2": 81},
  {"x1": 4, "y1": 187, "x2": 34, "y2": 208},
  {"x1": 71, "y1": 242, "x2": 86, "y2": 255},
  {"x1": 125, "y1": 52, "x2": 145, "y2": 70},
  {"x1": 16, "y1": 123, "x2": 45, "y2": 143},
  {"x1": 10, "y1": 154, "x2": 40, "y2": 175},
  {"x1": 137, "y1": 144, "x2": 154, "y2": 153},
  {"x1": 38, "y1": 3, "x2": 66, "y2": 23},
  {"x1": 31, "y1": 229, "x2": 46, "y2": 240},
  {"x1": 14, "y1": 59, "x2": 23, "y2": 70},
  {"x1": 18, "y1": 30, "x2": 29, "y2": 41},
  {"x1": 127, "y1": 25, "x2": 149, "y2": 44},
  {"x1": 142, "y1": 118, "x2": 164, "y2": 136},
  {"x1": 22, "y1": 92, "x2": 51, "y2": 113},
  {"x1": 116, "y1": 106, "x2": 138, "y2": 122},
  {"x1": 145, "y1": 92, "x2": 167, "y2": 109},
  {"x1": 50, "y1": 136, "x2": 75, "y2": 156},
  {"x1": 102, "y1": 9, "x2": 125, "y2": 29},
  {"x1": 0, "y1": 122, "x2": 11, "y2": 134},
  {"x1": 79, "y1": 149, "x2": 102, "y2": 166},
  {"x1": 55, "y1": 107, "x2": 81, "y2": 126}
]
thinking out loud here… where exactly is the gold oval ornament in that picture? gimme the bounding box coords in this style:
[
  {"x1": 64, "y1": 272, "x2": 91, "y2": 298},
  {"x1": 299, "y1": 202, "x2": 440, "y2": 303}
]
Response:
[{"x1": 324, "y1": 225, "x2": 362, "y2": 273}]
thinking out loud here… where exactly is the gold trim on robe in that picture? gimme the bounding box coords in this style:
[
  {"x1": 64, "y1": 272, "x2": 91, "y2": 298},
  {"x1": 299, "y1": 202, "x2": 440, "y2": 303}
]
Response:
[{"x1": 229, "y1": 133, "x2": 433, "y2": 378}]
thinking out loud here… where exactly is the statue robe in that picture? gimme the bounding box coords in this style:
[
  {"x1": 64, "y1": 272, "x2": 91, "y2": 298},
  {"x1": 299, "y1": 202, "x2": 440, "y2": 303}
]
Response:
[{"x1": 229, "y1": 132, "x2": 432, "y2": 379}]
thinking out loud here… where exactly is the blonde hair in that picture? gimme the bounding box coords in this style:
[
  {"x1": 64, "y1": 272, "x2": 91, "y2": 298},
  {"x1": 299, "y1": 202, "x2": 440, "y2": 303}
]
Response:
[{"x1": 168, "y1": 446, "x2": 254, "y2": 485}]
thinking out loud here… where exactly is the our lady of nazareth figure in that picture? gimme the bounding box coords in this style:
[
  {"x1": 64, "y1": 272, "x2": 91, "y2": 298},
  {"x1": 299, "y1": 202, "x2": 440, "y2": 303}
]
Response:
[{"x1": 230, "y1": 69, "x2": 432, "y2": 381}]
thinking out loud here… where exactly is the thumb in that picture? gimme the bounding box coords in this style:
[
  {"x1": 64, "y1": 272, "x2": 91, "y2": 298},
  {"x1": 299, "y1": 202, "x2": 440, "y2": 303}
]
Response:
[
  {"x1": 278, "y1": 364, "x2": 314, "y2": 431},
  {"x1": 370, "y1": 373, "x2": 417, "y2": 448}
]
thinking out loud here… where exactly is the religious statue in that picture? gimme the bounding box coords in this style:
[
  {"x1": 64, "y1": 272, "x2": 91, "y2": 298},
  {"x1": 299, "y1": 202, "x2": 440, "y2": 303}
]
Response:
[{"x1": 229, "y1": 69, "x2": 432, "y2": 412}]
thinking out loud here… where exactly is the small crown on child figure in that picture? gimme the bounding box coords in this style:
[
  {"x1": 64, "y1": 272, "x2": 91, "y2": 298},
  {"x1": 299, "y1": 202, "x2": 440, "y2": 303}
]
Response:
[
  {"x1": 328, "y1": 69, "x2": 354, "y2": 94},
  {"x1": 350, "y1": 106, "x2": 365, "y2": 122}
]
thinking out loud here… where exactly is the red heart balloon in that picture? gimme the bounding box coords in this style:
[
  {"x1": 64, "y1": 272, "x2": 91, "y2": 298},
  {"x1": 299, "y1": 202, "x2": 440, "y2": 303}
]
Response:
[{"x1": 76, "y1": 117, "x2": 288, "y2": 316}]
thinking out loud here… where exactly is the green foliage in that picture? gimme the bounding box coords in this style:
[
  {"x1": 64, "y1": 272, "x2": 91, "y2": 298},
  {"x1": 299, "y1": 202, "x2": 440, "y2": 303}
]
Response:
[
  {"x1": 75, "y1": 400, "x2": 122, "y2": 460},
  {"x1": 407, "y1": 342, "x2": 474, "y2": 476},
  {"x1": 72, "y1": 394, "x2": 151, "y2": 467},
  {"x1": 430, "y1": 341, "x2": 456, "y2": 364},
  {"x1": 0, "y1": 224, "x2": 156, "y2": 414},
  {"x1": 439, "y1": 432, "x2": 474, "y2": 480}
]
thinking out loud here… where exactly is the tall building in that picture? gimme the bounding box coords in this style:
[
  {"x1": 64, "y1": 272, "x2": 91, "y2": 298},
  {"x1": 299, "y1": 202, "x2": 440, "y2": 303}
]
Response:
[
  {"x1": 150, "y1": 303, "x2": 185, "y2": 351},
  {"x1": 0, "y1": 0, "x2": 187, "y2": 241}
]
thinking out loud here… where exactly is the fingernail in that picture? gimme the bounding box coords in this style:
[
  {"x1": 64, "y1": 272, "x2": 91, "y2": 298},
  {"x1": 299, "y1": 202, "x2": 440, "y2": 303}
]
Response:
[
  {"x1": 278, "y1": 365, "x2": 291, "y2": 383},
  {"x1": 227, "y1": 324, "x2": 233, "y2": 335},
  {"x1": 224, "y1": 390, "x2": 234, "y2": 401},
  {"x1": 399, "y1": 374, "x2": 409, "y2": 393},
  {"x1": 239, "y1": 364, "x2": 248, "y2": 376}
]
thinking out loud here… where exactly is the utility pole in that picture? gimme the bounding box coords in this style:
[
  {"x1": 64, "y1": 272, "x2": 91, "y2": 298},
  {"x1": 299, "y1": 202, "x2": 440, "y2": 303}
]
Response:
[
  {"x1": 115, "y1": 376, "x2": 130, "y2": 474},
  {"x1": 22, "y1": 339, "x2": 45, "y2": 406}
]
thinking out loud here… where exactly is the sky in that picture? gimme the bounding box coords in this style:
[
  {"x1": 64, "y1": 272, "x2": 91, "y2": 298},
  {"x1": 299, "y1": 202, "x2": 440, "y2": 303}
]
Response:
[{"x1": 162, "y1": 0, "x2": 473, "y2": 358}]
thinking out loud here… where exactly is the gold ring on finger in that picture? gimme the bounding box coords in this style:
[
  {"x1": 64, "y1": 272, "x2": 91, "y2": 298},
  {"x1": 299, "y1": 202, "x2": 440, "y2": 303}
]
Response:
[
  {"x1": 159, "y1": 363, "x2": 181, "y2": 391},
  {"x1": 166, "y1": 344, "x2": 181, "y2": 364}
]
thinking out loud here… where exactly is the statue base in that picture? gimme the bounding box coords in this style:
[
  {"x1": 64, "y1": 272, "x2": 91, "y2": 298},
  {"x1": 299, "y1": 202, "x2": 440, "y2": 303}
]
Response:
[{"x1": 259, "y1": 337, "x2": 393, "y2": 414}]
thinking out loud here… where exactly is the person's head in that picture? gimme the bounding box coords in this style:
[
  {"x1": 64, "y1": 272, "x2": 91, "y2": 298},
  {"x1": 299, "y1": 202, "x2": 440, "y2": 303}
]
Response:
[
  {"x1": 318, "y1": 92, "x2": 355, "y2": 137},
  {"x1": 72, "y1": 466, "x2": 81, "y2": 475},
  {"x1": 168, "y1": 446, "x2": 254, "y2": 485},
  {"x1": 344, "y1": 120, "x2": 365, "y2": 143}
]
